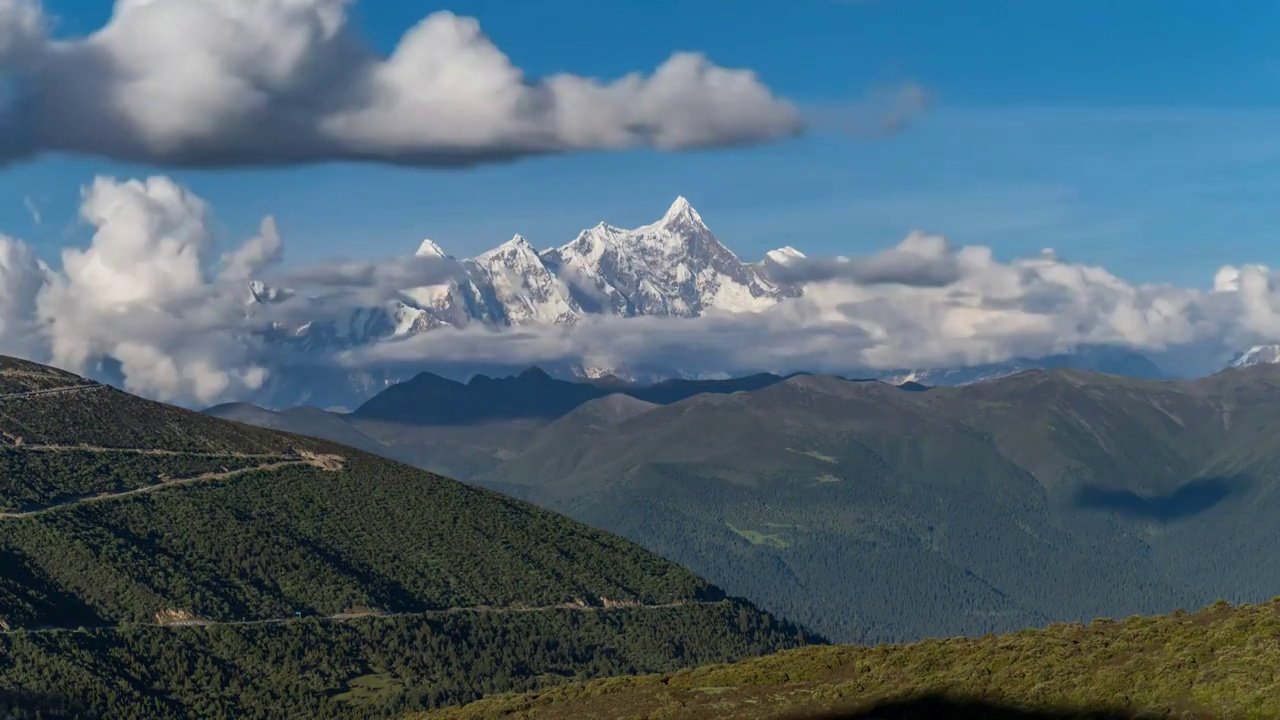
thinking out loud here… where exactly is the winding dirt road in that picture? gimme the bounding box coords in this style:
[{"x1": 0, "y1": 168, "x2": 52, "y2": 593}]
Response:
[
  {"x1": 0, "y1": 458, "x2": 323, "y2": 520},
  {"x1": 1, "y1": 600, "x2": 713, "y2": 636}
]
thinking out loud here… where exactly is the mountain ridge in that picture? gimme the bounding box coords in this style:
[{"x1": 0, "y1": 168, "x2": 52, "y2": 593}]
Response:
[
  {"x1": 232, "y1": 196, "x2": 1187, "y2": 409},
  {"x1": 256, "y1": 197, "x2": 798, "y2": 352}
]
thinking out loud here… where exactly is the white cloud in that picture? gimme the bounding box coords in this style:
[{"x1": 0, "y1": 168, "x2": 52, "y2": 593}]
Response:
[
  {"x1": 0, "y1": 0, "x2": 801, "y2": 167},
  {"x1": 15, "y1": 176, "x2": 273, "y2": 404},
  {"x1": 0, "y1": 232, "x2": 46, "y2": 357},
  {"x1": 220, "y1": 216, "x2": 283, "y2": 283},
  {"x1": 338, "y1": 232, "x2": 1232, "y2": 377},
  {"x1": 5, "y1": 174, "x2": 1280, "y2": 408}
]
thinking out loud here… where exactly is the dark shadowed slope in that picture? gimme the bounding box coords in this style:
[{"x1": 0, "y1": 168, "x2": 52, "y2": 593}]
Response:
[
  {"x1": 0, "y1": 355, "x2": 814, "y2": 720},
  {"x1": 415, "y1": 597, "x2": 1278, "y2": 719}
]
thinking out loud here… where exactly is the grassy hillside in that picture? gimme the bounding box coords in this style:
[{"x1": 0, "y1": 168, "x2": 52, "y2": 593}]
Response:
[
  {"x1": 412, "y1": 598, "x2": 1280, "y2": 719},
  {"x1": 0, "y1": 356, "x2": 814, "y2": 719}
]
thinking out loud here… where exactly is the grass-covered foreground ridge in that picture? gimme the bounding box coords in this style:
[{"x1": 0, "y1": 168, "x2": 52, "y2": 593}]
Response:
[
  {"x1": 0, "y1": 356, "x2": 814, "y2": 719},
  {"x1": 414, "y1": 598, "x2": 1280, "y2": 720}
]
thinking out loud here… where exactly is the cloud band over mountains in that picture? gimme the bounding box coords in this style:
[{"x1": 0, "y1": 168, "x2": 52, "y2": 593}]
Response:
[
  {"x1": 0, "y1": 0, "x2": 803, "y2": 167},
  {"x1": 1, "y1": 174, "x2": 1279, "y2": 406}
]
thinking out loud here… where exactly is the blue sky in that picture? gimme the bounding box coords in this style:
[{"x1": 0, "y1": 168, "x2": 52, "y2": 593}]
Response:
[{"x1": 4, "y1": 0, "x2": 1280, "y2": 288}]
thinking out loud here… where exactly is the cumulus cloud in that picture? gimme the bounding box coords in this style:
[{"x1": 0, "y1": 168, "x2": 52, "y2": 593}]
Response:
[
  {"x1": 5, "y1": 176, "x2": 274, "y2": 404},
  {"x1": 220, "y1": 216, "x2": 283, "y2": 283},
  {"x1": 0, "y1": 232, "x2": 46, "y2": 356},
  {"x1": 0, "y1": 0, "x2": 802, "y2": 167},
  {"x1": 8, "y1": 173, "x2": 1280, "y2": 407}
]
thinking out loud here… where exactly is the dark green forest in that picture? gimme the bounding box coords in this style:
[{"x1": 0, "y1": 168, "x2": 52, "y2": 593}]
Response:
[
  {"x1": 0, "y1": 449, "x2": 274, "y2": 512},
  {"x1": 0, "y1": 358, "x2": 813, "y2": 718},
  {"x1": 469, "y1": 367, "x2": 1280, "y2": 644},
  {"x1": 0, "y1": 601, "x2": 809, "y2": 719}
]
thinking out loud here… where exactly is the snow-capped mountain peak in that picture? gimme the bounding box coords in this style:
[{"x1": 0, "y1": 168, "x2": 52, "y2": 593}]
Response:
[
  {"x1": 539, "y1": 196, "x2": 788, "y2": 317},
  {"x1": 766, "y1": 246, "x2": 806, "y2": 266},
  {"x1": 633, "y1": 196, "x2": 714, "y2": 252},
  {"x1": 416, "y1": 239, "x2": 448, "y2": 258},
  {"x1": 468, "y1": 234, "x2": 579, "y2": 326},
  {"x1": 475, "y1": 234, "x2": 538, "y2": 264},
  {"x1": 1229, "y1": 344, "x2": 1280, "y2": 368},
  {"x1": 249, "y1": 195, "x2": 808, "y2": 405},
  {"x1": 657, "y1": 195, "x2": 706, "y2": 229}
]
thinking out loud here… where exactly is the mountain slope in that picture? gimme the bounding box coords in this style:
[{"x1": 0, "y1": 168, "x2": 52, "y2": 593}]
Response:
[
  {"x1": 414, "y1": 598, "x2": 1280, "y2": 720},
  {"x1": 0, "y1": 355, "x2": 814, "y2": 719},
  {"x1": 203, "y1": 401, "x2": 395, "y2": 457},
  {"x1": 477, "y1": 374, "x2": 1173, "y2": 643},
  {"x1": 460, "y1": 365, "x2": 1280, "y2": 646}
]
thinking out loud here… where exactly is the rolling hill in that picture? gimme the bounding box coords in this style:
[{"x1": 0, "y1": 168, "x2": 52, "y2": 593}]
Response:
[{"x1": 0, "y1": 355, "x2": 814, "y2": 719}]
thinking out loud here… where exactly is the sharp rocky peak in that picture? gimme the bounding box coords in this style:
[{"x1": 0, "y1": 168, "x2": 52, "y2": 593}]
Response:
[
  {"x1": 651, "y1": 195, "x2": 708, "y2": 233},
  {"x1": 501, "y1": 233, "x2": 534, "y2": 250},
  {"x1": 475, "y1": 234, "x2": 539, "y2": 263},
  {"x1": 765, "y1": 246, "x2": 806, "y2": 266},
  {"x1": 416, "y1": 239, "x2": 449, "y2": 258}
]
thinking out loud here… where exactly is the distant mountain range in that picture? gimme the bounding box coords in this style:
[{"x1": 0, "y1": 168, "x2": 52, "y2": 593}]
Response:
[
  {"x1": 211, "y1": 361, "x2": 1280, "y2": 646},
  {"x1": 231, "y1": 194, "x2": 1280, "y2": 410},
  {"x1": 250, "y1": 197, "x2": 800, "y2": 354},
  {"x1": 240, "y1": 196, "x2": 1207, "y2": 410}
]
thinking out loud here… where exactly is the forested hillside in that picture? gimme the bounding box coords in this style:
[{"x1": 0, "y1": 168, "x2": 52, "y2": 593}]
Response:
[
  {"x1": 467, "y1": 366, "x2": 1280, "y2": 644},
  {"x1": 0, "y1": 356, "x2": 814, "y2": 719}
]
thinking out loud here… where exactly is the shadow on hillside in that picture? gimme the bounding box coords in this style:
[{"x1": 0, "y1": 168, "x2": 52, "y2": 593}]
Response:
[
  {"x1": 1073, "y1": 476, "x2": 1238, "y2": 522},
  {"x1": 786, "y1": 694, "x2": 1192, "y2": 719}
]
